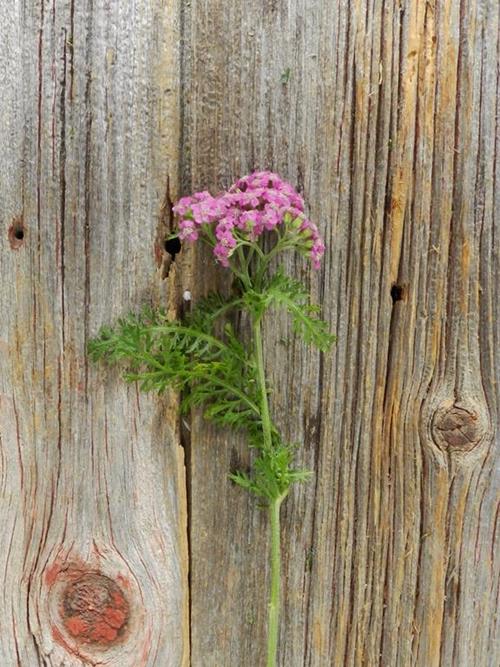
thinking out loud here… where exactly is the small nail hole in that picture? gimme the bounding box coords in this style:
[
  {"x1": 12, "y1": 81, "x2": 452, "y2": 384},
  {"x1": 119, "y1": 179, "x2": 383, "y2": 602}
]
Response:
[
  {"x1": 391, "y1": 284, "x2": 405, "y2": 303},
  {"x1": 8, "y1": 217, "x2": 26, "y2": 249},
  {"x1": 164, "y1": 237, "x2": 181, "y2": 259}
]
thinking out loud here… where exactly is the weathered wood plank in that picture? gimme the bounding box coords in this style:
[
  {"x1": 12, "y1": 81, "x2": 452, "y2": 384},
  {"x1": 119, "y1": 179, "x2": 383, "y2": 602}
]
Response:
[
  {"x1": 181, "y1": 0, "x2": 499, "y2": 665},
  {"x1": 0, "y1": 1, "x2": 187, "y2": 665}
]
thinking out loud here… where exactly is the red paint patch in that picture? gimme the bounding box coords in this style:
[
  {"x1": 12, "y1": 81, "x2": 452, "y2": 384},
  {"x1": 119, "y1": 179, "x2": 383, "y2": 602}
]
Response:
[
  {"x1": 111, "y1": 591, "x2": 125, "y2": 606},
  {"x1": 45, "y1": 563, "x2": 62, "y2": 587},
  {"x1": 61, "y1": 573, "x2": 129, "y2": 646},
  {"x1": 65, "y1": 616, "x2": 89, "y2": 637},
  {"x1": 88, "y1": 621, "x2": 118, "y2": 643},
  {"x1": 104, "y1": 606, "x2": 127, "y2": 628},
  {"x1": 117, "y1": 574, "x2": 131, "y2": 590},
  {"x1": 45, "y1": 554, "x2": 88, "y2": 587}
]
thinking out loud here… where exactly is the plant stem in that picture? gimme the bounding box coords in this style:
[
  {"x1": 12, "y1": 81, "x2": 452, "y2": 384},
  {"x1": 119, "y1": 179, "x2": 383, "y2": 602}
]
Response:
[
  {"x1": 253, "y1": 314, "x2": 284, "y2": 666},
  {"x1": 267, "y1": 494, "x2": 284, "y2": 667},
  {"x1": 253, "y1": 316, "x2": 273, "y2": 452}
]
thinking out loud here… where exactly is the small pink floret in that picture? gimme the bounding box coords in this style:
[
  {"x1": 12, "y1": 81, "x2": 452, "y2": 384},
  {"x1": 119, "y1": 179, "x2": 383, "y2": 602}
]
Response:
[{"x1": 178, "y1": 219, "x2": 199, "y2": 241}]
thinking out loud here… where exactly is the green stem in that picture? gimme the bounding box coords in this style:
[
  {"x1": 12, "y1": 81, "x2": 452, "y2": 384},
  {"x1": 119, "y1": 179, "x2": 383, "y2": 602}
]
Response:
[
  {"x1": 236, "y1": 246, "x2": 250, "y2": 285},
  {"x1": 267, "y1": 494, "x2": 284, "y2": 667},
  {"x1": 253, "y1": 315, "x2": 284, "y2": 666},
  {"x1": 253, "y1": 316, "x2": 273, "y2": 452},
  {"x1": 254, "y1": 236, "x2": 294, "y2": 289}
]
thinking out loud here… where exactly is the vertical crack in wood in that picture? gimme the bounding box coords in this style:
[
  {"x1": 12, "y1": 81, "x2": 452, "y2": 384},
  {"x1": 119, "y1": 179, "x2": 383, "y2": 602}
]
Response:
[
  {"x1": 176, "y1": 3, "x2": 194, "y2": 661},
  {"x1": 158, "y1": 171, "x2": 193, "y2": 667},
  {"x1": 82, "y1": 3, "x2": 93, "y2": 397}
]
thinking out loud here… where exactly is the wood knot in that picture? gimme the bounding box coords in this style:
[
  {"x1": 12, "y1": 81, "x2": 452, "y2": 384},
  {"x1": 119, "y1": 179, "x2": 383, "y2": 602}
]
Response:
[
  {"x1": 8, "y1": 215, "x2": 26, "y2": 249},
  {"x1": 432, "y1": 402, "x2": 486, "y2": 452},
  {"x1": 61, "y1": 573, "x2": 129, "y2": 645}
]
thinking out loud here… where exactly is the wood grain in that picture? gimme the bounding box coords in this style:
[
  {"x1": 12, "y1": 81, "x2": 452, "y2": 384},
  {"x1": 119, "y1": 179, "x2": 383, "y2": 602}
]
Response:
[
  {"x1": 181, "y1": 0, "x2": 499, "y2": 665},
  {"x1": 0, "y1": 1, "x2": 187, "y2": 665},
  {"x1": 1, "y1": 1, "x2": 498, "y2": 665}
]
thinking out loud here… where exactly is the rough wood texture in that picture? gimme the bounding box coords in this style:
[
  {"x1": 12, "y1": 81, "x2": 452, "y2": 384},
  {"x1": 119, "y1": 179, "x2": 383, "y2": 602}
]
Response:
[
  {"x1": 2, "y1": 1, "x2": 498, "y2": 665},
  {"x1": 0, "y1": 2, "x2": 187, "y2": 665},
  {"x1": 182, "y1": 1, "x2": 499, "y2": 665}
]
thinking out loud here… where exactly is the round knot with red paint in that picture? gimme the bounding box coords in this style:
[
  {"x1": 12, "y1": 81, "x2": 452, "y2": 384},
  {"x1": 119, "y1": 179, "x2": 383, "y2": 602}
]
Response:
[
  {"x1": 61, "y1": 573, "x2": 129, "y2": 645},
  {"x1": 431, "y1": 401, "x2": 487, "y2": 453}
]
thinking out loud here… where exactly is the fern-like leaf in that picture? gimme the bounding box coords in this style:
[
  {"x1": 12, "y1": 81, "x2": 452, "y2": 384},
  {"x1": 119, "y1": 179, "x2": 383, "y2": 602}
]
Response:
[
  {"x1": 243, "y1": 270, "x2": 336, "y2": 352},
  {"x1": 88, "y1": 299, "x2": 264, "y2": 437}
]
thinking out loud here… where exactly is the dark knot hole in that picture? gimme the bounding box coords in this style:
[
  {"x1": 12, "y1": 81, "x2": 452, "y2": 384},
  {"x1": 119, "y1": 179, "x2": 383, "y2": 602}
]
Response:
[
  {"x1": 390, "y1": 284, "x2": 405, "y2": 303},
  {"x1": 164, "y1": 237, "x2": 181, "y2": 259}
]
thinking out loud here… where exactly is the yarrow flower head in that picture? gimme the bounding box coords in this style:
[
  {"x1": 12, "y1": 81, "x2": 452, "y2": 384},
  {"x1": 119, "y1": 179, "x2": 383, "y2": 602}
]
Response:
[{"x1": 172, "y1": 171, "x2": 325, "y2": 269}]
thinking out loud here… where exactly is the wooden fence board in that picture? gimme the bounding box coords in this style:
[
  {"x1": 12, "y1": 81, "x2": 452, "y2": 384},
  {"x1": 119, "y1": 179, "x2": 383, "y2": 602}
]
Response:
[
  {"x1": 0, "y1": 1, "x2": 187, "y2": 665},
  {"x1": 181, "y1": 1, "x2": 499, "y2": 665}
]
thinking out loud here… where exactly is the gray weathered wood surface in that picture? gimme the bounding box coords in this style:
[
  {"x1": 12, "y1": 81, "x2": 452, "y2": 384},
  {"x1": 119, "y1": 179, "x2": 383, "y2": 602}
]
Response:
[
  {"x1": 1, "y1": 0, "x2": 498, "y2": 666},
  {"x1": 0, "y1": 1, "x2": 187, "y2": 665},
  {"x1": 182, "y1": 0, "x2": 499, "y2": 665}
]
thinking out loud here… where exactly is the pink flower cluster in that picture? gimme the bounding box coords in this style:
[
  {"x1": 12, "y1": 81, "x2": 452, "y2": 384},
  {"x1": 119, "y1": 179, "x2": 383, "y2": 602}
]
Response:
[{"x1": 173, "y1": 171, "x2": 325, "y2": 269}]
